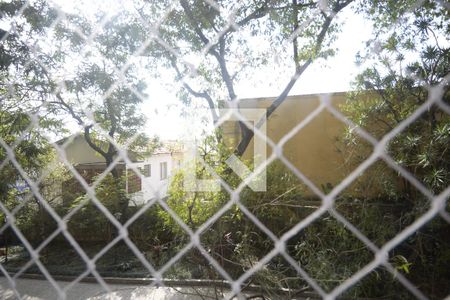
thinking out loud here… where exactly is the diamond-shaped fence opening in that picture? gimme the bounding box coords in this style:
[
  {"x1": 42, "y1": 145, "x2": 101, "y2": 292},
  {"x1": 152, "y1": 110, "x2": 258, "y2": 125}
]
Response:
[
  {"x1": 282, "y1": 107, "x2": 375, "y2": 190},
  {"x1": 162, "y1": 247, "x2": 225, "y2": 281},
  {"x1": 386, "y1": 216, "x2": 450, "y2": 300},
  {"x1": 384, "y1": 105, "x2": 450, "y2": 195},
  {"x1": 334, "y1": 159, "x2": 432, "y2": 247},
  {"x1": 242, "y1": 254, "x2": 315, "y2": 299},
  {"x1": 339, "y1": 266, "x2": 421, "y2": 299},
  {"x1": 93, "y1": 240, "x2": 157, "y2": 278},
  {"x1": 126, "y1": 202, "x2": 191, "y2": 270},
  {"x1": 14, "y1": 233, "x2": 87, "y2": 278},
  {"x1": 199, "y1": 204, "x2": 276, "y2": 278},
  {"x1": 238, "y1": 159, "x2": 321, "y2": 236},
  {"x1": 1, "y1": 0, "x2": 449, "y2": 299},
  {"x1": 285, "y1": 212, "x2": 374, "y2": 293},
  {"x1": 65, "y1": 199, "x2": 119, "y2": 256}
]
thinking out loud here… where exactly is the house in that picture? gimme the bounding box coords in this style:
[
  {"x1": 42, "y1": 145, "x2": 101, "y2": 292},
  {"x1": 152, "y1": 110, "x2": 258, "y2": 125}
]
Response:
[
  {"x1": 57, "y1": 133, "x2": 139, "y2": 173},
  {"x1": 127, "y1": 143, "x2": 184, "y2": 206},
  {"x1": 57, "y1": 134, "x2": 183, "y2": 205}
]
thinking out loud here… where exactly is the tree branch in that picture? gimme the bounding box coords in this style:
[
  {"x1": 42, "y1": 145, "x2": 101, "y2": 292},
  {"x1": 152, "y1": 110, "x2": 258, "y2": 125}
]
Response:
[
  {"x1": 179, "y1": 0, "x2": 217, "y2": 57},
  {"x1": 235, "y1": 0, "x2": 349, "y2": 156},
  {"x1": 83, "y1": 125, "x2": 108, "y2": 159},
  {"x1": 171, "y1": 59, "x2": 219, "y2": 124}
]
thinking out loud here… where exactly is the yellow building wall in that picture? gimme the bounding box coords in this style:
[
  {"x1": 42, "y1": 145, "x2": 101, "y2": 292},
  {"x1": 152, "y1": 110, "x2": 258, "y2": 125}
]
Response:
[{"x1": 222, "y1": 92, "x2": 367, "y2": 194}]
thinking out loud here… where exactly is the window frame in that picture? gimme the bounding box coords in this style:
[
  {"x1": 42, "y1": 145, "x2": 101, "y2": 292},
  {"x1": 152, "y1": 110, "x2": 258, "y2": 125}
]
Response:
[
  {"x1": 160, "y1": 162, "x2": 167, "y2": 180},
  {"x1": 143, "y1": 164, "x2": 151, "y2": 177}
]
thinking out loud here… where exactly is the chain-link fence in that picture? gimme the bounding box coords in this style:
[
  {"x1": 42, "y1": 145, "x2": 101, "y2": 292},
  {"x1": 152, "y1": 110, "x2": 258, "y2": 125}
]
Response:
[{"x1": 1, "y1": 0, "x2": 449, "y2": 299}]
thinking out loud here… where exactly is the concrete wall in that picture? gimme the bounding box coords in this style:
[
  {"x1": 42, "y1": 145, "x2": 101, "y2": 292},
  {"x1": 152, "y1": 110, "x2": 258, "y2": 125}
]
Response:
[{"x1": 222, "y1": 92, "x2": 365, "y2": 194}]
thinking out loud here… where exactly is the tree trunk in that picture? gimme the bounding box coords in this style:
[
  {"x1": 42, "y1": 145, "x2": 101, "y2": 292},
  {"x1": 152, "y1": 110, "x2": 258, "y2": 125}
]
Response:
[{"x1": 105, "y1": 155, "x2": 128, "y2": 225}]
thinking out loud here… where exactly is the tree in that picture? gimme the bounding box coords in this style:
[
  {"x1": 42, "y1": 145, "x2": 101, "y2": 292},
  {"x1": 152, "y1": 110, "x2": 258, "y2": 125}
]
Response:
[
  {"x1": 55, "y1": 13, "x2": 161, "y2": 223},
  {"x1": 1, "y1": 2, "x2": 158, "y2": 223},
  {"x1": 337, "y1": 1, "x2": 450, "y2": 297},
  {"x1": 343, "y1": 0, "x2": 450, "y2": 195},
  {"x1": 0, "y1": 0, "x2": 68, "y2": 250},
  {"x1": 112, "y1": 0, "x2": 352, "y2": 156}
]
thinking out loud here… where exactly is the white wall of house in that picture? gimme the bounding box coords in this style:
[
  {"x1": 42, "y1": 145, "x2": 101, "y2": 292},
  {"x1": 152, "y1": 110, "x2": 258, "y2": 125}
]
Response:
[{"x1": 128, "y1": 152, "x2": 182, "y2": 206}]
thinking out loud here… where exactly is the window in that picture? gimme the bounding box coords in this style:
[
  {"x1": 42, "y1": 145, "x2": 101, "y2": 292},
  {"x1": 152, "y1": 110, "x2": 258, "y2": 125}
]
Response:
[
  {"x1": 143, "y1": 164, "x2": 151, "y2": 177},
  {"x1": 160, "y1": 162, "x2": 167, "y2": 180},
  {"x1": 127, "y1": 169, "x2": 142, "y2": 193}
]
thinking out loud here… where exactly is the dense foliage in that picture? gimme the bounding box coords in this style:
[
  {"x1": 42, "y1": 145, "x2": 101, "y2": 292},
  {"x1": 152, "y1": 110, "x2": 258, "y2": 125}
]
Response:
[{"x1": 336, "y1": 1, "x2": 450, "y2": 297}]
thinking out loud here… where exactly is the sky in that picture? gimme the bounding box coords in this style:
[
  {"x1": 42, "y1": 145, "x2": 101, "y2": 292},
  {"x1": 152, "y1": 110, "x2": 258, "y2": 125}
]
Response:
[
  {"x1": 140, "y1": 6, "x2": 373, "y2": 140},
  {"x1": 40, "y1": 0, "x2": 374, "y2": 141}
]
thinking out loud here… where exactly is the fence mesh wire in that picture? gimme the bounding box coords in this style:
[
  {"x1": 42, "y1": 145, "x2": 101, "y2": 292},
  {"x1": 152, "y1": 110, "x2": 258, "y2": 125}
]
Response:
[{"x1": 0, "y1": 0, "x2": 449, "y2": 299}]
